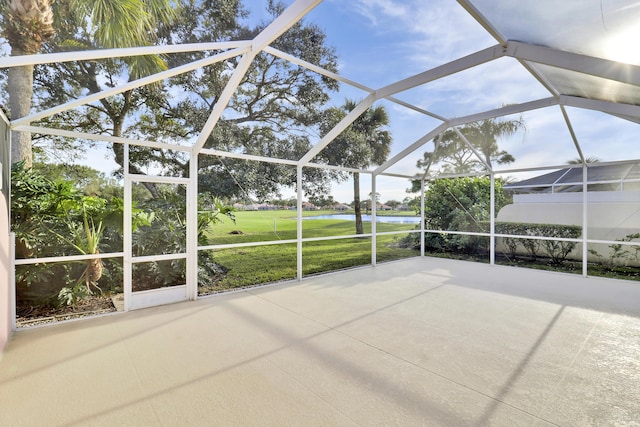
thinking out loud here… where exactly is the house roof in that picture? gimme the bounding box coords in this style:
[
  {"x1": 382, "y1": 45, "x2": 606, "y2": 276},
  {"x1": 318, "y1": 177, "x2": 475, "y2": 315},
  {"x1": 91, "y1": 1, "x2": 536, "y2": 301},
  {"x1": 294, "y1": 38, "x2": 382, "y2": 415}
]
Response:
[{"x1": 504, "y1": 162, "x2": 640, "y2": 192}]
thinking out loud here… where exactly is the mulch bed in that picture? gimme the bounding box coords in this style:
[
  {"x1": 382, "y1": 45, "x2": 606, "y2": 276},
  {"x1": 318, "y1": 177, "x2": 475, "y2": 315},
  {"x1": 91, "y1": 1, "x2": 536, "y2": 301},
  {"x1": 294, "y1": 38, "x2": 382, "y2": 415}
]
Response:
[{"x1": 16, "y1": 295, "x2": 118, "y2": 328}]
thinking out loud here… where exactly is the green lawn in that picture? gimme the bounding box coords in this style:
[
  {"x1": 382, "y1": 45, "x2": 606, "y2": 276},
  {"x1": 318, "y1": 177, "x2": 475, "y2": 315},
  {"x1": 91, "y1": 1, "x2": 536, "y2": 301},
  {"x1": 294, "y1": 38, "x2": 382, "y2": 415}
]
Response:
[
  {"x1": 199, "y1": 210, "x2": 420, "y2": 293},
  {"x1": 207, "y1": 209, "x2": 418, "y2": 242}
]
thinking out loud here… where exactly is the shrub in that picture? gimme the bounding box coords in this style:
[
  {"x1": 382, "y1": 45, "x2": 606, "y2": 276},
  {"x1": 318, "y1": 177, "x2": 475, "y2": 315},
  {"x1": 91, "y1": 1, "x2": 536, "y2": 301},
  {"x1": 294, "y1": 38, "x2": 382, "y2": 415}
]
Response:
[
  {"x1": 496, "y1": 222, "x2": 582, "y2": 264},
  {"x1": 399, "y1": 177, "x2": 503, "y2": 255}
]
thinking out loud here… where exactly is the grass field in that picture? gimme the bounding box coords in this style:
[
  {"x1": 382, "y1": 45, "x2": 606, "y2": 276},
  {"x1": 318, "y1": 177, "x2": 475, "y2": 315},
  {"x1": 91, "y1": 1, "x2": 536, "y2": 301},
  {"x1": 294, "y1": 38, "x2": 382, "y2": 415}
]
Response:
[{"x1": 199, "y1": 210, "x2": 421, "y2": 293}]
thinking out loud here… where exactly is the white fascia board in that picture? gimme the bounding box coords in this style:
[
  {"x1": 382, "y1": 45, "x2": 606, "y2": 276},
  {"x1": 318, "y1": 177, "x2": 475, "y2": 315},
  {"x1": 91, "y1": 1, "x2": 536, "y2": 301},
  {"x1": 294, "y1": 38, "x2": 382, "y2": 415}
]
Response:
[
  {"x1": 506, "y1": 41, "x2": 640, "y2": 87},
  {"x1": 374, "y1": 44, "x2": 506, "y2": 100},
  {"x1": 0, "y1": 42, "x2": 252, "y2": 69},
  {"x1": 251, "y1": 0, "x2": 322, "y2": 52},
  {"x1": 448, "y1": 97, "x2": 558, "y2": 127},
  {"x1": 14, "y1": 125, "x2": 192, "y2": 152},
  {"x1": 299, "y1": 94, "x2": 376, "y2": 165},
  {"x1": 492, "y1": 163, "x2": 580, "y2": 175},
  {"x1": 561, "y1": 95, "x2": 640, "y2": 119},
  {"x1": 12, "y1": 47, "x2": 249, "y2": 127},
  {"x1": 199, "y1": 148, "x2": 299, "y2": 166},
  {"x1": 373, "y1": 122, "x2": 449, "y2": 175}
]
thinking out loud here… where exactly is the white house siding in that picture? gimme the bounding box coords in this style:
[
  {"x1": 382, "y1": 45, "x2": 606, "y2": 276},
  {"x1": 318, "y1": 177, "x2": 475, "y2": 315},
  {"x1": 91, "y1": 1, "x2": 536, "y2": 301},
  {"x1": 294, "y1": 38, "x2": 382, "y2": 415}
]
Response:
[{"x1": 496, "y1": 191, "x2": 640, "y2": 263}]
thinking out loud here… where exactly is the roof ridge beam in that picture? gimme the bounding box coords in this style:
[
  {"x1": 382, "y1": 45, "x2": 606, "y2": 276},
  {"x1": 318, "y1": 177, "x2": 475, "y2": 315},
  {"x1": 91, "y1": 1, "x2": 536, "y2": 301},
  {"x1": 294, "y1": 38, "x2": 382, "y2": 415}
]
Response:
[
  {"x1": 448, "y1": 97, "x2": 557, "y2": 127},
  {"x1": 374, "y1": 44, "x2": 506, "y2": 100},
  {"x1": 373, "y1": 122, "x2": 449, "y2": 175},
  {"x1": 506, "y1": 41, "x2": 640, "y2": 87}
]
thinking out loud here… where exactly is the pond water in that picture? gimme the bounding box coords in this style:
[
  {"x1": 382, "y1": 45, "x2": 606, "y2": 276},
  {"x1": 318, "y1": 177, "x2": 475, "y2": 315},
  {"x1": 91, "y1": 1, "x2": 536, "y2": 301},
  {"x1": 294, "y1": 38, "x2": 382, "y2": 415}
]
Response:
[{"x1": 304, "y1": 214, "x2": 421, "y2": 224}]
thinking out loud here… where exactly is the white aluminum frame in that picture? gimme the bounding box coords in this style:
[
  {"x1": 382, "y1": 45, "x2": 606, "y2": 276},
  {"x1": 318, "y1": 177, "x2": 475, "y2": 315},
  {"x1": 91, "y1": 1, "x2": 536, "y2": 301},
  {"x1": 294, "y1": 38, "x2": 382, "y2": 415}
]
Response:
[
  {"x1": 124, "y1": 147, "x2": 193, "y2": 310},
  {"x1": 3, "y1": 0, "x2": 640, "y2": 326}
]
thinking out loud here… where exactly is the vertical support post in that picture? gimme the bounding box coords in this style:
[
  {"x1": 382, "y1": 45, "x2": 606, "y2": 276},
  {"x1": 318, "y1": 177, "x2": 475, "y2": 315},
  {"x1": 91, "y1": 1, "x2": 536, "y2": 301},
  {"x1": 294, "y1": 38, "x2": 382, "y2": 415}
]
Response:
[
  {"x1": 490, "y1": 172, "x2": 495, "y2": 265},
  {"x1": 10, "y1": 233, "x2": 16, "y2": 331},
  {"x1": 420, "y1": 179, "x2": 425, "y2": 257},
  {"x1": 582, "y1": 164, "x2": 588, "y2": 277},
  {"x1": 371, "y1": 174, "x2": 377, "y2": 266},
  {"x1": 123, "y1": 144, "x2": 132, "y2": 311},
  {"x1": 187, "y1": 152, "x2": 199, "y2": 300},
  {"x1": 296, "y1": 165, "x2": 303, "y2": 281}
]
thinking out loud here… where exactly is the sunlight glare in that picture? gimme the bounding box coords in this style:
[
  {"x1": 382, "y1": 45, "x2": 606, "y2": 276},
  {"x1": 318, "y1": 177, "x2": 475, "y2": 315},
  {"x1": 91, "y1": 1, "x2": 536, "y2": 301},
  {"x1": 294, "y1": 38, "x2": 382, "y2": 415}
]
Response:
[{"x1": 602, "y1": 25, "x2": 640, "y2": 65}]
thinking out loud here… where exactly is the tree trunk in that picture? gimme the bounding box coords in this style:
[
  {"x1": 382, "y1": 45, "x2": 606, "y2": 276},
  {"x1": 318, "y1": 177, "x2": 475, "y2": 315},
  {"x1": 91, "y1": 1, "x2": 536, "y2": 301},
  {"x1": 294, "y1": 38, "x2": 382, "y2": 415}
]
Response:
[
  {"x1": 353, "y1": 172, "x2": 363, "y2": 235},
  {"x1": 112, "y1": 143, "x2": 161, "y2": 199},
  {"x1": 8, "y1": 54, "x2": 34, "y2": 168},
  {"x1": 111, "y1": 107, "x2": 159, "y2": 199}
]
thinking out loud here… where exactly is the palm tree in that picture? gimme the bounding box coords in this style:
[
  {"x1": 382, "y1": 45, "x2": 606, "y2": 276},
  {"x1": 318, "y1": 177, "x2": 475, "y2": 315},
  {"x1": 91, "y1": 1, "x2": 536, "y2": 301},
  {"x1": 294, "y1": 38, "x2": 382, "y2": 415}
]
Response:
[
  {"x1": 3, "y1": 0, "x2": 55, "y2": 168},
  {"x1": 418, "y1": 117, "x2": 526, "y2": 176},
  {"x1": 567, "y1": 156, "x2": 600, "y2": 164},
  {"x1": 4, "y1": 0, "x2": 174, "y2": 286},
  {"x1": 2, "y1": 0, "x2": 174, "y2": 168},
  {"x1": 320, "y1": 100, "x2": 392, "y2": 234},
  {"x1": 462, "y1": 117, "x2": 526, "y2": 167}
]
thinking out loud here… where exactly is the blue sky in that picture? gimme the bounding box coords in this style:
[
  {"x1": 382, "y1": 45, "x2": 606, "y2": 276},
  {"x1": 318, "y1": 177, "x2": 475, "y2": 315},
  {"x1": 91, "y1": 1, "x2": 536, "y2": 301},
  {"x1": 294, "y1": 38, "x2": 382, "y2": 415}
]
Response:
[{"x1": 242, "y1": 0, "x2": 640, "y2": 203}]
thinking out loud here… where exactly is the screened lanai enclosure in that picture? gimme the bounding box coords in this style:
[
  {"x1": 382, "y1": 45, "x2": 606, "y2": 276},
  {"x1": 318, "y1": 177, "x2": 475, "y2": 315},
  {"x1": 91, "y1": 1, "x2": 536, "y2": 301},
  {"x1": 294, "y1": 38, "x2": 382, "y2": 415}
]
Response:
[{"x1": 1, "y1": 0, "x2": 640, "y2": 328}]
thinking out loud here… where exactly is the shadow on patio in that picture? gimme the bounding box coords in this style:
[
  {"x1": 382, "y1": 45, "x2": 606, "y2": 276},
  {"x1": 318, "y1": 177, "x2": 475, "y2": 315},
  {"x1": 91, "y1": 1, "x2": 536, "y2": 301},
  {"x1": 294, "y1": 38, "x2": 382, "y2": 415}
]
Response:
[{"x1": 1, "y1": 257, "x2": 639, "y2": 426}]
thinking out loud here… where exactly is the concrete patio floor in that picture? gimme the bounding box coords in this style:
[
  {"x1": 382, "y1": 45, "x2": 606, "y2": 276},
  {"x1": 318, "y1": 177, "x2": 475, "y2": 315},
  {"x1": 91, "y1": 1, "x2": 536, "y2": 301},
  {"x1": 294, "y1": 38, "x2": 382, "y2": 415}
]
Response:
[{"x1": 1, "y1": 257, "x2": 639, "y2": 426}]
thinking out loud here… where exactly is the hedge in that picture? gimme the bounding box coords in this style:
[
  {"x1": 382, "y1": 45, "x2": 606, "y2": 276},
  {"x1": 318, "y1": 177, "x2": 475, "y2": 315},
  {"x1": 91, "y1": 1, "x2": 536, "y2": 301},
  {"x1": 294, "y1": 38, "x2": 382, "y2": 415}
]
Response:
[{"x1": 495, "y1": 222, "x2": 582, "y2": 264}]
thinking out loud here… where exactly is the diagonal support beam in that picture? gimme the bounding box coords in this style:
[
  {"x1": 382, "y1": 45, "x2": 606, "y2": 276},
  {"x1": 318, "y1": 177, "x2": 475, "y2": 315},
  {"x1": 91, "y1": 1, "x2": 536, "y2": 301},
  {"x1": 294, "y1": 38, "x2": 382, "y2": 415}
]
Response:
[
  {"x1": 264, "y1": 46, "x2": 446, "y2": 121},
  {"x1": 453, "y1": 127, "x2": 492, "y2": 171},
  {"x1": 373, "y1": 122, "x2": 449, "y2": 175},
  {"x1": 506, "y1": 41, "x2": 640, "y2": 87},
  {"x1": 192, "y1": 52, "x2": 255, "y2": 152},
  {"x1": 559, "y1": 104, "x2": 585, "y2": 163},
  {"x1": 299, "y1": 94, "x2": 376, "y2": 165},
  {"x1": 448, "y1": 97, "x2": 558, "y2": 127},
  {"x1": 374, "y1": 44, "x2": 506, "y2": 100},
  {"x1": 12, "y1": 47, "x2": 249, "y2": 126},
  {"x1": 252, "y1": 0, "x2": 322, "y2": 52},
  {"x1": 301, "y1": 44, "x2": 506, "y2": 171},
  {"x1": 456, "y1": 0, "x2": 506, "y2": 45},
  {"x1": 561, "y1": 95, "x2": 640, "y2": 118},
  {"x1": 193, "y1": 0, "x2": 322, "y2": 153}
]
